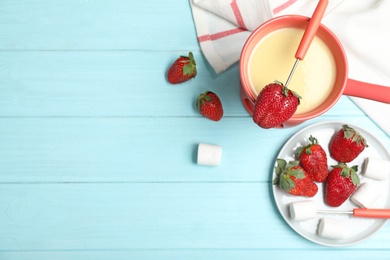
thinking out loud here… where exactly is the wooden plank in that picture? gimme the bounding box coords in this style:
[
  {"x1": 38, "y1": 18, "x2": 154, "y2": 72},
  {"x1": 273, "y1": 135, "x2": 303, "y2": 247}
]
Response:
[
  {"x1": 0, "y1": 51, "x2": 240, "y2": 116},
  {"x1": 1, "y1": 250, "x2": 390, "y2": 260},
  {"x1": 0, "y1": 51, "x2": 364, "y2": 117},
  {"x1": 1, "y1": 0, "x2": 389, "y2": 258},
  {"x1": 0, "y1": 0, "x2": 198, "y2": 51},
  {"x1": 0, "y1": 116, "x2": 387, "y2": 183},
  {"x1": 1, "y1": 183, "x2": 390, "y2": 251}
]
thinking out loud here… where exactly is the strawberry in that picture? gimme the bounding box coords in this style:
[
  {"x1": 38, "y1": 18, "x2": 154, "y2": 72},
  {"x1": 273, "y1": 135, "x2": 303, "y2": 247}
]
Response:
[
  {"x1": 329, "y1": 124, "x2": 368, "y2": 163},
  {"x1": 325, "y1": 163, "x2": 360, "y2": 207},
  {"x1": 296, "y1": 135, "x2": 329, "y2": 182},
  {"x1": 273, "y1": 159, "x2": 318, "y2": 197},
  {"x1": 167, "y1": 52, "x2": 197, "y2": 84},
  {"x1": 196, "y1": 91, "x2": 223, "y2": 121},
  {"x1": 252, "y1": 82, "x2": 301, "y2": 129}
]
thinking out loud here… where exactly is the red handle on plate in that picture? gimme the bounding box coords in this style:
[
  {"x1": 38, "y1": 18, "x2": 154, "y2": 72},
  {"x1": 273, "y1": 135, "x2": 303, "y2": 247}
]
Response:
[
  {"x1": 353, "y1": 208, "x2": 390, "y2": 219},
  {"x1": 295, "y1": 0, "x2": 328, "y2": 60},
  {"x1": 344, "y1": 79, "x2": 390, "y2": 104}
]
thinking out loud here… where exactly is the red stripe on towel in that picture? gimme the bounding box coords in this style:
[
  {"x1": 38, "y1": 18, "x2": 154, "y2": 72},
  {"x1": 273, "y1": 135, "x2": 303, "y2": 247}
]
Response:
[
  {"x1": 198, "y1": 27, "x2": 246, "y2": 42},
  {"x1": 231, "y1": 0, "x2": 246, "y2": 29},
  {"x1": 273, "y1": 0, "x2": 299, "y2": 14}
]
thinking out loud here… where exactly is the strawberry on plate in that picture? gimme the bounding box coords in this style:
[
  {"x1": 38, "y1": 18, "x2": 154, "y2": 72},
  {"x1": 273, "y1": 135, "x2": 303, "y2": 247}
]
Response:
[
  {"x1": 273, "y1": 158, "x2": 318, "y2": 197},
  {"x1": 329, "y1": 124, "x2": 368, "y2": 162},
  {"x1": 167, "y1": 52, "x2": 197, "y2": 84},
  {"x1": 325, "y1": 163, "x2": 360, "y2": 207},
  {"x1": 296, "y1": 135, "x2": 329, "y2": 182},
  {"x1": 196, "y1": 91, "x2": 223, "y2": 121},
  {"x1": 252, "y1": 82, "x2": 301, "y2": 129}
]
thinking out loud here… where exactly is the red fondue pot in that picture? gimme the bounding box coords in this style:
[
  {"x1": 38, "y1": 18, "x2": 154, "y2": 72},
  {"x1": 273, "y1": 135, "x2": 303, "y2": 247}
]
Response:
[{"x1": 240, "y1": 15, "x2": 390, "y2": 128}]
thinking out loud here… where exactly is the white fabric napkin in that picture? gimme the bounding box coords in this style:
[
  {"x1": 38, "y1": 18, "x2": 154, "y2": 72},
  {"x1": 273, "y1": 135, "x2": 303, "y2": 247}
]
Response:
[{"x1": 190, "y1": 0, "x2": 390, "y2": 136}]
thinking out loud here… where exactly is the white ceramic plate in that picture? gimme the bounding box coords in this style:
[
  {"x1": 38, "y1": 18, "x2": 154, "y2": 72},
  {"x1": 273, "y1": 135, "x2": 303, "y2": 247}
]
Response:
[{"x1": 272, "y1": 121, "x2": 390, "y2": 247}]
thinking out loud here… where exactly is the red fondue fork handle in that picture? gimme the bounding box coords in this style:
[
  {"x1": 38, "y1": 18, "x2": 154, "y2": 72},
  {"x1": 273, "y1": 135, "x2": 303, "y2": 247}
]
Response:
[
  {"x1": 317, "y1": 208, "x2": 390, "y2": 218},
  {"x1": 285, "y1": 0, "x2": 328, "y2": 87},
  {"x1": 353, "y1": 208, "x2": 390, "y2": 219},
  {"x1": 345, "y1": 79, "x2": 390, "y2": 104},
  {"x1": 295, "y1": 0, "x2": 328, "y2": 60}
]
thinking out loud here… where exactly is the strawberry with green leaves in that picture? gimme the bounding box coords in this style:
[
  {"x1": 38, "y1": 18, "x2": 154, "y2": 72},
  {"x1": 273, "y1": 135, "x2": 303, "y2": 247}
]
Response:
[
  {"x1": 274, "y1": 159, "x2": 318, "y2": 197},
  {"x1": 252, "y1": 82, "x2": 301, "y2": 129},
  {"x1": 196, "y1": 91, "x2": 223, "y2": 121},
  {"x1": 329, "y1": 124, "x2": 368, "y2": 163},
  {"x1": 167, "y1": 52, "x2": 197, "y2": 84},
  {"x1": 297, "y1": 135, "x2": 329, "y2": 182},
  {"x1": 325, "y1": 163, "x2": 360, "y2": 207}
]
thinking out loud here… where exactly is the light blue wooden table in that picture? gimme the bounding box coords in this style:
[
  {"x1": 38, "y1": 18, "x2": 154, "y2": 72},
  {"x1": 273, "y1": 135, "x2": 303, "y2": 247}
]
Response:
[{"x1": 1, "y1": 1, "x2": 390, "y2": 259}]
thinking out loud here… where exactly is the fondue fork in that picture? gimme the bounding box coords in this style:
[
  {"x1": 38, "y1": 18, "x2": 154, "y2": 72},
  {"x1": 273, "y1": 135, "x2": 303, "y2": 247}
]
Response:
[
  {"x1": 284, "y1": 0, "x2": 328, "y2": 87},
  {"x1": 317, "y1": 208, "x2": 390, "y2": 219}
]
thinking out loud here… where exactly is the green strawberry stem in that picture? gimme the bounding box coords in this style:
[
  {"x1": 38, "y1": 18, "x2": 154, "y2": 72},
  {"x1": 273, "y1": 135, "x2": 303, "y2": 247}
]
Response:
[
  {"x1": 275, "y1": 80, "x2": 302, "y2": 102},
  {"x1": 297, "y1": 135, "x2": 319, "y2": 156},
  {"x1": 332, "y1": 163, "x2": 360, "y2": 186},
  {"x1": 342, "y1": 124, "x2": 368, "y2": 147},
  {"x1": 308, "y1": 135, "x2": 318, "y2": 145},
  {"x1": 181, "y1": 52, "x2": 197, "y2": 77},
  {"x1": 196, "y1": 91, "x2": 212, "y2": 111},
  {"x1": 273, "y1": 159, "x2": 302, "y2": 188}
]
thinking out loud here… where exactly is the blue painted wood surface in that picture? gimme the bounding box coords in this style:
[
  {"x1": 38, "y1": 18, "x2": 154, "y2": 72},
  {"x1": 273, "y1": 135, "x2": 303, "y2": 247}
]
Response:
[{"x1": 0, "y1": 1, "x2": 390, "y2": 259}]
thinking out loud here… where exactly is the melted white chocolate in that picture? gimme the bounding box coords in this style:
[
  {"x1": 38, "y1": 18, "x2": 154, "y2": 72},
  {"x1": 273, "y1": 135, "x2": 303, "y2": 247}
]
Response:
[{"x1": 249, "y1": 28, "x2": 336, "y2": 115}]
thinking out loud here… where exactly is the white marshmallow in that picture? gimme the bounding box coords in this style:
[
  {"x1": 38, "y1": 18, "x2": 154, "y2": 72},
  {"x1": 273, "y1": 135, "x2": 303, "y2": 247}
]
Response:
[
  {"x1": 318, "y1": 218, "x2": 346, "y2": 240},
  {"x1": 362, "y1": 157, "x2": 390, "y2": 180},
  {"x1": 350, "y1": 182, "x2": 380, "y2": 208},
  {"x1": 289, "y1": 200, "x2": 317, "y2": 221},
  {"x1": 197, "y1": 143, "x2": 222, "y2": 166}
]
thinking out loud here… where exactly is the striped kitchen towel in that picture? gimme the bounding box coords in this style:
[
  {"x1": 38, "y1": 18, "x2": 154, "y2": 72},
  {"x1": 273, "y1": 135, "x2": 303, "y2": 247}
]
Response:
[
  {"x1": 189, "y1": 0, "x2": 342, "y2": 74},
  {"x1": 189, "y1": 0, "x2": 390, "y2": 136}
]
